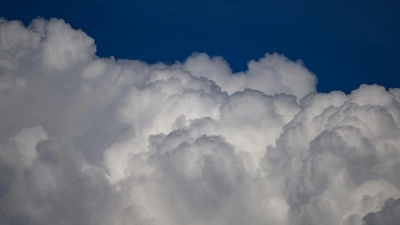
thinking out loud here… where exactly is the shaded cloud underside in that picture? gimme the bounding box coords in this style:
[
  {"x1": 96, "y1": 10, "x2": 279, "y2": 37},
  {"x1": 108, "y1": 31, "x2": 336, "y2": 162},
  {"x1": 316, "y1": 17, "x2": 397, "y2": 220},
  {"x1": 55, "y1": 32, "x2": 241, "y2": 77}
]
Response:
[{"x1": 0, "y1": 18, "x2": 400, "y2": 225}]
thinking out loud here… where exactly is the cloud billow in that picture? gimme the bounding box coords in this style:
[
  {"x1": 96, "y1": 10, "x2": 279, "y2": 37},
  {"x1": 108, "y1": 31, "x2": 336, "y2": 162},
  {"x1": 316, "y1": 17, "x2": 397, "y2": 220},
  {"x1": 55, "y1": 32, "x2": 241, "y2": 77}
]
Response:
[{"x1": 0, "y1": 18, "x2": 399, "y2": 225}]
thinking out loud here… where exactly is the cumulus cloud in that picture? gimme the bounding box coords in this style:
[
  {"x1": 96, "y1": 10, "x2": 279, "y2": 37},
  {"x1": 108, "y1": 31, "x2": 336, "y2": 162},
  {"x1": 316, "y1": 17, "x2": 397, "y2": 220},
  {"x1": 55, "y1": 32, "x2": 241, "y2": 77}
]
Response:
[
  {"x1": 362, "y1": 198, "x2": 400, "y2": 225},
  {"x1": 0, "y1": 18, "x2": 399, "y2": 225}
]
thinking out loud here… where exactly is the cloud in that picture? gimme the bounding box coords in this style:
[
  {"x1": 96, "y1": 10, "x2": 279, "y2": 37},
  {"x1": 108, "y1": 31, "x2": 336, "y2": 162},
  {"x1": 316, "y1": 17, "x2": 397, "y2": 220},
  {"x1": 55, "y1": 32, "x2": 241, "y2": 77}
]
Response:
[
  {"x1": 0, "y1": 18, "x2": 399, "y2": 225},
  {"x1": 362, "y1": 197, "x2": 400, "y2": 225}
]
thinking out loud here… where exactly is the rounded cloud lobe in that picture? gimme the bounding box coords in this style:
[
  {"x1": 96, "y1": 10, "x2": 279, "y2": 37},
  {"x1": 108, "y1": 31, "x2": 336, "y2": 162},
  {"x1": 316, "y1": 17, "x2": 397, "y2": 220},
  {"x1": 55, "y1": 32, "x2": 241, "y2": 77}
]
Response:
[{"x1": 0, "y1": 18, "x2": 399, "y2": 225}]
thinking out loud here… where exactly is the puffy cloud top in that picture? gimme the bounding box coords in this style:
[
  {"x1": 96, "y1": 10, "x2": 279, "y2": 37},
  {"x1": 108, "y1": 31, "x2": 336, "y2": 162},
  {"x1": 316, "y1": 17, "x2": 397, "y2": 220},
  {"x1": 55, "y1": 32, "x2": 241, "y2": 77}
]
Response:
[{"x1": 0, "y1": 18, "x2": 399, "y2": 225}]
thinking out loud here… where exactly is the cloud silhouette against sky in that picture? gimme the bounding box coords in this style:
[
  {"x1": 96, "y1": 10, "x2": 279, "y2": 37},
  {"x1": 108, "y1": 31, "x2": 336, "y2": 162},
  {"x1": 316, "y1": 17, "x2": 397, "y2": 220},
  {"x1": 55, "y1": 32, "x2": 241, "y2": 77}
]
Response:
[{"x1": 0, "y1": 18, "x2": 399, "y2": 225}]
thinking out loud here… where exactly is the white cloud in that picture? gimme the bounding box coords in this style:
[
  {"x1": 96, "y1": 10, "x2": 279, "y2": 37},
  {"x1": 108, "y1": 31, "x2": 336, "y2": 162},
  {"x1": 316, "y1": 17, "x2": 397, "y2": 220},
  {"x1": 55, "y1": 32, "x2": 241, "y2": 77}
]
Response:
[{"x1": 0, "y1": 18, "x2": 399, "y2": 225}]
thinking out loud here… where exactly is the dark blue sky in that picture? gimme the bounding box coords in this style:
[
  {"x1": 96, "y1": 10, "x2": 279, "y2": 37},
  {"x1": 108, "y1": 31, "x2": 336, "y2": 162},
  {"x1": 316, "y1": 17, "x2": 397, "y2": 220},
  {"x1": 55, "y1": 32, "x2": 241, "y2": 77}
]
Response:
[{"x1": 1, "y1": 0, "x2": 399, "y2": 93}]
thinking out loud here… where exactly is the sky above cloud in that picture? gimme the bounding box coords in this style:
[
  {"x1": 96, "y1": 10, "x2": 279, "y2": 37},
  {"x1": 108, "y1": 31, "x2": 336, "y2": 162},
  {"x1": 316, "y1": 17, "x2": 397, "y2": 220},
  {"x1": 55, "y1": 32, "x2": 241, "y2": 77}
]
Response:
[
  {"x1": 0, "y1": 18, "x2": 399, "y2": 225},
  {"x1": 0, "y1": 0, "x2": 399, "y2": 94}
]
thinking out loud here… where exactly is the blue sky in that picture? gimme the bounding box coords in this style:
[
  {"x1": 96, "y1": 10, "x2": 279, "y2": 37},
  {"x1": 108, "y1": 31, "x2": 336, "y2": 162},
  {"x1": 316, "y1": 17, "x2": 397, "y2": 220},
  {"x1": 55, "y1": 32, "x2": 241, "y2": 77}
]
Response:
[{"x1": 2, "y1": 0, "x2": 399, "y2": 93}]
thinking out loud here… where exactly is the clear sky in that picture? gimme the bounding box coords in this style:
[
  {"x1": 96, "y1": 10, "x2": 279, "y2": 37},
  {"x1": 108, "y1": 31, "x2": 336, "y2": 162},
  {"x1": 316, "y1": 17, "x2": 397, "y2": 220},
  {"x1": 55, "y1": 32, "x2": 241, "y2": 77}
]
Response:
[{"x1": 2, "y1": 0, "x2": 399, "y2": 93}]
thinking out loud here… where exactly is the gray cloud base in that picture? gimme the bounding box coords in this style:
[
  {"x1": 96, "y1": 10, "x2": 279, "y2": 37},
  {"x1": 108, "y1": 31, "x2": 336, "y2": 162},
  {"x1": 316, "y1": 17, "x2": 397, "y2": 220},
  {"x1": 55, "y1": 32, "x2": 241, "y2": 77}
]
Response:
[
  {"x1": 0, "y1": 18, "x2": 400, "y2": 225},
  {"x1": 362, "y1": 197, "x2": 400, "y2": 225}
]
